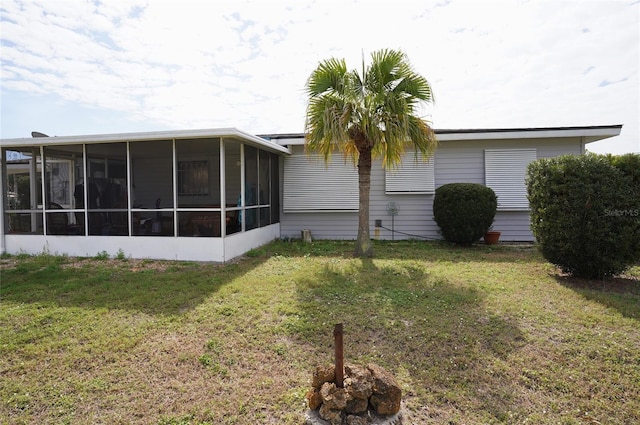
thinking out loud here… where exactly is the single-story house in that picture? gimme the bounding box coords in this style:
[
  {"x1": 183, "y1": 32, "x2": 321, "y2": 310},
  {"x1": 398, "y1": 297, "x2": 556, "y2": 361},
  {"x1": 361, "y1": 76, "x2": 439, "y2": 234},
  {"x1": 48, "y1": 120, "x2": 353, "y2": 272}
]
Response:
[{"x1": 0, "y1": 124, "x2": 622, "y2": 261}]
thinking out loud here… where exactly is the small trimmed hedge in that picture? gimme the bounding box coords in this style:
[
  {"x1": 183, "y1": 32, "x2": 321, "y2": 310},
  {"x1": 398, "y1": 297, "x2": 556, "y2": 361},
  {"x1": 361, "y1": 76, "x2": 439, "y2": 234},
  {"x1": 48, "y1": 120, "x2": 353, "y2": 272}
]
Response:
[
  {"x1": 526, "y1": 153, "x2": 640, "y2": 279},
  {"x1": 433, "y1": 183, "x2": 497, "y2": 245}
]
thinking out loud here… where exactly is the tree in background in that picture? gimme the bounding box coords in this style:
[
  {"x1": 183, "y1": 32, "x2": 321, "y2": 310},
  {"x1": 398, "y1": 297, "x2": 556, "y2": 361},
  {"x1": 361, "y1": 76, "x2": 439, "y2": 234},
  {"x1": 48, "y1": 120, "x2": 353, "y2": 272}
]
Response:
[{"x1": 304, "y1": 49, "x2": 437, "y2": 257}]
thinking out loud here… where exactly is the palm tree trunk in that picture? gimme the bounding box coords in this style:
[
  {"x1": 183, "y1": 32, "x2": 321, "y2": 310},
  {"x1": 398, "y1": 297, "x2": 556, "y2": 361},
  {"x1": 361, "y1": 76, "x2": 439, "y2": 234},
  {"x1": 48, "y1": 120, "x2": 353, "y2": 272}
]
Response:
[{"x1": 355, "y1": 146, "x2": 373, "y2": 257}]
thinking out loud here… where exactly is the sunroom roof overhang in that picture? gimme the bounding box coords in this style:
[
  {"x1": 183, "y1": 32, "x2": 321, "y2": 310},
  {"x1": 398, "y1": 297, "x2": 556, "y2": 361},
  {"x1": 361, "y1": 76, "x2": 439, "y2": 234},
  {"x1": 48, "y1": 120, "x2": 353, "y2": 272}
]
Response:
[{"x1": 1, "y1": 127, "x2": 291, "y2": 155}]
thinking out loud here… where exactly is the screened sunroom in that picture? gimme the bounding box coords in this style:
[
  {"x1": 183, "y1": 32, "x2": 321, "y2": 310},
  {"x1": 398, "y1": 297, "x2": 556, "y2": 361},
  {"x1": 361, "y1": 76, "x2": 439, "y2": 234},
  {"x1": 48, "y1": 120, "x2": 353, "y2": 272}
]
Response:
[{"x1": 0, "y1": 128, "x2": 288, "y2": 262}]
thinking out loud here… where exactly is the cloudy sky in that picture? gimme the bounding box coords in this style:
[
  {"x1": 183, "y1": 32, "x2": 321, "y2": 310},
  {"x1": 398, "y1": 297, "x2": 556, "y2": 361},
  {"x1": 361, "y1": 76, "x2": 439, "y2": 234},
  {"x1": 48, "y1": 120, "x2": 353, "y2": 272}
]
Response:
[{"x1": 1, "y1": 0, "x2": 638, "y2": 154}]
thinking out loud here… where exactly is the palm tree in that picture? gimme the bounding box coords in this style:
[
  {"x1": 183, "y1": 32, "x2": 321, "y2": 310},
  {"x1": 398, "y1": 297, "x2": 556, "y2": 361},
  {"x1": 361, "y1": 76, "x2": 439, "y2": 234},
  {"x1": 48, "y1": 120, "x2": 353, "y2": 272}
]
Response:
[{"x1": 305, "y1": 49, "x2": 437, "y2": 257}]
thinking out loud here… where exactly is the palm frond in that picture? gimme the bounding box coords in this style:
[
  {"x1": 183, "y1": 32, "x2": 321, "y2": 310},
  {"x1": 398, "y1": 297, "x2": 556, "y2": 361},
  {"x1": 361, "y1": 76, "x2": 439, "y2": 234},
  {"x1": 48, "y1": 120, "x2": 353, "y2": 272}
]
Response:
[
  {"x1": 306, "y1": 58, "x2": 348, "y2": 97},
  {"x1": 305, "y1": 48, "x2": 437, "y2": 168}
]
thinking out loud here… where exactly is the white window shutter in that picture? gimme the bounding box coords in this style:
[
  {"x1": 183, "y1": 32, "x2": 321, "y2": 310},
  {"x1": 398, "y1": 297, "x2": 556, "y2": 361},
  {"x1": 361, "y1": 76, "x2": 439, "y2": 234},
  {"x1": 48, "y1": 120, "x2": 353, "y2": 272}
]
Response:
[
  {"x1": 484, "y1": 149, "x2": 536, "y2": 210},
  {"x1": 283, "y1": 154, "x2": 359, "y2": 212},
  {"x1": 385, "y1": 152, "x2": 435, "y2": 194}
]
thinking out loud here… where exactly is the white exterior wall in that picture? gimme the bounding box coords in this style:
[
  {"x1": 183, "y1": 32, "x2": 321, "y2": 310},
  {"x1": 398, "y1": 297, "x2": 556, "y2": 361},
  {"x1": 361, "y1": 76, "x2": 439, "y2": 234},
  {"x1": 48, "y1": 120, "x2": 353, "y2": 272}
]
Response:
[
  {"x1": 280, "y1": 137, "x2": 584, "y2": 242},
  {"x1": 3, "y1": 223, "x2": 279, "y2": 262}
]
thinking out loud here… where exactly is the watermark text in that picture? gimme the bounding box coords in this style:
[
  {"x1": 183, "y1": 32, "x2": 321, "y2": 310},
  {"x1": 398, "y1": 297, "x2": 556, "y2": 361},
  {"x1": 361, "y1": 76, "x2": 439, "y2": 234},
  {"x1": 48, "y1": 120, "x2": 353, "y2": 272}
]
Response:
[{"x1": 604, "y1": 209, "x2": 639, "y2": 217}]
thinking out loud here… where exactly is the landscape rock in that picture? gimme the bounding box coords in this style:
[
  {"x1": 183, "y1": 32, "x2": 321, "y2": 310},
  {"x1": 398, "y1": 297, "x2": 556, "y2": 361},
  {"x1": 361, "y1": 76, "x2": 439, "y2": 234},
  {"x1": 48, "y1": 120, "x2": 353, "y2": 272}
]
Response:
[
  {"x1": 306, "y1": 387, "x2": 323, "y2": 410},
  {"x1": 368, "y1": 363, "x2": 402, "y2": 415},
  {"x1": 312, "y1": 364, "x2": 336, "y2": 389},
  {"x1": 306, "y1": 363, "x2": 404, "y2": 423},
  {"x1": 345, "y1": 396, "x2": 369, "y2": 414},
  {"x1": 320, "y1": 382, "x2": 349, "y2": 410},
  {"x1": 319, "y1": 402, "x2": 343, "y2": 425},
  {"x1": 346, "y1": 414, "x2": 369, "y2": 425},
  {"x1": 344, "y1": 364, "x2": 373, "y2": 400}
]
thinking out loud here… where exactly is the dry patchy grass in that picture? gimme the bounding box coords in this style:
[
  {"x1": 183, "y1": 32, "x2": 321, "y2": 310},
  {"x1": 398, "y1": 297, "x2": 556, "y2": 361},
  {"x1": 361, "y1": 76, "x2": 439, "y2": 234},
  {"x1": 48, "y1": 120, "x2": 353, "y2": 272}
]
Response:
[{"x1": 0, "y1": 241, "x2": 638, "y2": 424}]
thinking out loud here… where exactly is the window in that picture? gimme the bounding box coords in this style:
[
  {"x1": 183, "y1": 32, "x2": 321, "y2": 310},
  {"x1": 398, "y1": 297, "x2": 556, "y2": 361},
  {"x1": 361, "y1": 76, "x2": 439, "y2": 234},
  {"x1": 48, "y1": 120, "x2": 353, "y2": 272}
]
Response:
[
  {"x1": 244, "y1": 145, "x2": 259, "y2": 230},
  {"x1": 43, "y1": 145, "x2": 84, "y2": 235},
  {"x1": 270, "y1": 153, "x2": 280, "y2": 224},
  {"x1": 85, "y1": 143, "x2": 128, "y2": 236},
  {"x1": 283, "y1": 153, "x2": 358, "y2": 212},
  {"x1": 3, "y1": 138, "x2": 280, "y2": 240},
  {"x1": 3, "y1": 148, "x2": 44, "y2": 234},
  {"x1": 385, "y1": 152, "x2": 435, "y2": 194},
  {"x1": 178, "y1": 160, "x2": 209, "y2": 196},
  {"x1": 484, "y1": 149, "x2": 537, "y2": 210},
  {"x1": 258, "y1": 149, "x2": 271, "y2": 227},
  {"x1": 130, "y1": 140, "x2": 174, "y2": 236}
]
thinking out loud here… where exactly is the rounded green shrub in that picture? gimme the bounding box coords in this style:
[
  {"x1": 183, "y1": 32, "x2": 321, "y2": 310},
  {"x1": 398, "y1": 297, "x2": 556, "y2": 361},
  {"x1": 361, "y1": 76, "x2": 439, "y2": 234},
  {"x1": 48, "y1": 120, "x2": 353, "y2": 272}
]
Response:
[
  {"x1": 526, "y1": 153, "x2": 640, "y2": 279},
  {"x1": 433, "y1": 183, "x2": 497, "y2": 245}
]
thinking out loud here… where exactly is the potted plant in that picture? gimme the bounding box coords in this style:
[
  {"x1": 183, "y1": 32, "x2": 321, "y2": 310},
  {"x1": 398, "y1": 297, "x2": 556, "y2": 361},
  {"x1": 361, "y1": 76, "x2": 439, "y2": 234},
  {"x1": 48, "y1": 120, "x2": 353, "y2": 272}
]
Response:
[{"x1": 483, "y1": 227, "x2": 501, "y2": 245}]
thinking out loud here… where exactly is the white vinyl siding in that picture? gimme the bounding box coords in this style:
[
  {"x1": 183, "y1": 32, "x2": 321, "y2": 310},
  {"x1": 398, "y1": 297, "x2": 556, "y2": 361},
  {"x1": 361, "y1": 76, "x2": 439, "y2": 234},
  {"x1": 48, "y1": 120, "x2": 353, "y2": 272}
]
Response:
[
  {"x1": 484, "y1": 148, "x2": 537, "y2": 211},
  {"x1": 283, "y1": 153, "x2": 358, "y2": 212},
  {"x1": 385, "y1": 152, "x2": 435, "y2": 194}
]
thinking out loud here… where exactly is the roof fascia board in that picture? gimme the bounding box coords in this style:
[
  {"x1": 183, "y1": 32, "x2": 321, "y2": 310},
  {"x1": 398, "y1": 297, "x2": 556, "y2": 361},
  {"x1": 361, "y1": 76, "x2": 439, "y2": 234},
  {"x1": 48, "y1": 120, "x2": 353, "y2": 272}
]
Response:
[
  {"x1": 436, "y1": 125, "x2": 622, "y2": 143},
  {"x1": 265, "y1": 125, "x2": 623, "y2": 146},
  {"x1": 2, "y1": 125, "x2": 621, "y2": 150},
  {"x1": 1, "y1": 128, "x2": 291, "y2": 154},
  {"x1": 264, "y1": 136, "x2": 306, "y2": 146}
]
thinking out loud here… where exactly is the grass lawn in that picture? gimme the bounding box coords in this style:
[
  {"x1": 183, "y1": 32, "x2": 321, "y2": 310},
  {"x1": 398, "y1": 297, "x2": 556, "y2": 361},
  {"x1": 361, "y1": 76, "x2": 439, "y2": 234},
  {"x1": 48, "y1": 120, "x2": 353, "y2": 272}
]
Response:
[{"x1": 1, "y1": 240, "x2": 638, "y2": 424}]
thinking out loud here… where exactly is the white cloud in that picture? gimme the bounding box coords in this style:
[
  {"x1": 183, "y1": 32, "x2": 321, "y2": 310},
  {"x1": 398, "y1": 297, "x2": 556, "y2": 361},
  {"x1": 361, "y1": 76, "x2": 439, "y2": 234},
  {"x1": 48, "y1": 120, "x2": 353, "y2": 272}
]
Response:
[{"x1": 1, "y1": 0, "x2": 638, "y2": 153}]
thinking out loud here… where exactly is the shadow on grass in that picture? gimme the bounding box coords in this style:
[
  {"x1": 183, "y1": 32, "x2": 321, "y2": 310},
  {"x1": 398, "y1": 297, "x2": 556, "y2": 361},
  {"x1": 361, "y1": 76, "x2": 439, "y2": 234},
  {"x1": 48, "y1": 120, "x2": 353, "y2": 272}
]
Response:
[
  {"x1": 287, "y1": 258, "x2": 528, "y2": 422},
  {"x1": 254, "y1": 239, "x2": 544, "y2": 265},
  {"x1": 553, "y1": 273, "x2": 640, "y2": 321},
  {"x1": 0, "y1": 255, "x2": 267, "y2": 316}
]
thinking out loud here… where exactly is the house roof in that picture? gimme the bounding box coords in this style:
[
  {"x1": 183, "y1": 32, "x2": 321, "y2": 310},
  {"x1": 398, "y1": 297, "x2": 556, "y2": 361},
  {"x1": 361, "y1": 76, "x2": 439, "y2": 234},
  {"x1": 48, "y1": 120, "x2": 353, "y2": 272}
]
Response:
[
  {"x1": 260, "y1": 124, "x2": 623, "y2": 145},
  {"x1": 0, "y1": 127, "x2": 291, "y2": 154},
  {"x1": 0, "y1": 125, "x2": 623, "y2": 151}
]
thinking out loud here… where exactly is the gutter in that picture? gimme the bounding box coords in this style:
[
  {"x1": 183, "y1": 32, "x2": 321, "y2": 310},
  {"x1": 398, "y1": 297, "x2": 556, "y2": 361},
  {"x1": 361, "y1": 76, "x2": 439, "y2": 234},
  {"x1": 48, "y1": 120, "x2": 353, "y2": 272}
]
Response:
[
  {"x1": 261, "y1": 124, "x2": 624, "y2": 146},
  {"x1": 1, "y1": 127, "x2": 291, "y2": 155}
]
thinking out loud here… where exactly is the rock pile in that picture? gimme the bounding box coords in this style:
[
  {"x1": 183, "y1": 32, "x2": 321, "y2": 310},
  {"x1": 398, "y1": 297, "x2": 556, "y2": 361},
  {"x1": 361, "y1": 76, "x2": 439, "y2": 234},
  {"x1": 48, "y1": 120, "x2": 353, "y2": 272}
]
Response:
[{"x1": 305, "y1": 363, "x2": 402, "y2": 425}]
